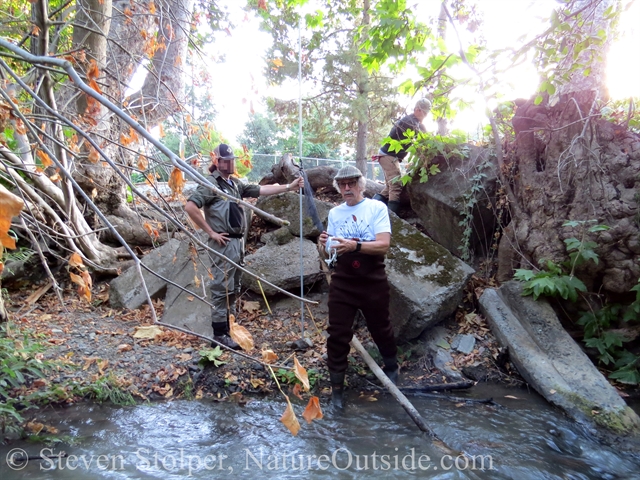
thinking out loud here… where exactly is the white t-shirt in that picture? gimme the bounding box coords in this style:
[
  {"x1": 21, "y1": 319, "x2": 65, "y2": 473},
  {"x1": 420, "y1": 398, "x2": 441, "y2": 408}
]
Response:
[{"x1": 327, "y1": 198, "x2": 391, "y2": 241}]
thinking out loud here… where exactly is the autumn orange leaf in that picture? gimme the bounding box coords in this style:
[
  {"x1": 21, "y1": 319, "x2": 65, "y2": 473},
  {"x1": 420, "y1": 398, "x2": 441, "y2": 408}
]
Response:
[
  {"x1": 280, "y1": 396, "x2": 300, "y2": 436},
  {"x1": 229, "y1": 314, "x2": 254, "y2": 351},
  {"x1": 261, "y1": 349, "x2": 277, "y2": 364},
  {"x1": 293, "y1": 357, "x2": 310, "y2": 391},
  {"x1": 258, "y1": 0, "x2": 267, "y2": 10},
  {"x1": 86, "y1": 59, "x2": 100, "y2": 80},
  {"x1": 149, "y1": 0, "x2": 156, "y2": 14},
  {"x1": 88, "y1": 146, "x2": 100, "y2": 163},
  {"x1": 292, "y1": 383, "x2": 304, "y2": 400},
  {"x1": 36, "y1": 150, "x2": 53, "y2": 168},
  {"x1": 69, "y1": 252, "x2": 85, "y2": 269},
  {"x1": 143, "y1": 222, "x2": 159, "y2": 240},
  {"x1": 0, "y1": 184, "x2": 24, "y2": 249},
  {"x1": 302, "y1": 396, "x2": 323, "y2": 424},
  {"x1": 137, "y1": 154, "x2": 149, "y2": 171},
  {"x1": 168, "y1": 167, "x2": 185, "y2": 195}
]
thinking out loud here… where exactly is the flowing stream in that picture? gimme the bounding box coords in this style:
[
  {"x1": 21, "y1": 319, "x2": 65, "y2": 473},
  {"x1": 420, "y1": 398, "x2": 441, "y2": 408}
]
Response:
[{"x1": 2, "y1": 384, "x2": 640, "y2": 479}]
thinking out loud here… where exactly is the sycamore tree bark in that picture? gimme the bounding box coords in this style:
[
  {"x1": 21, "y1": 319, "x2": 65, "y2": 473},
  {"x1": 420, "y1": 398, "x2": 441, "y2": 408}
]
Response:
[
  {"x1": 501, "y1": 0, "x2": 640, "y2": 296},
  {"x1": 70, "y1": 0, "x2": 194, "y2": 246}
]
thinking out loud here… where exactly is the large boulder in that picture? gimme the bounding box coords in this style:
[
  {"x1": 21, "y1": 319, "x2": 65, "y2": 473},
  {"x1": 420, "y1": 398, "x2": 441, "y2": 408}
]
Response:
[
  {"x1": 109, "y1": 238, "x2": 181, "y2": 309},
  {"x1": 387, "y1": 214, "x2": 475, "y2": 341},
  {"x1": 407, "y1": 146, "x2": 498, "y2": 258},
  {"x1": 161, "y1": 239, "x2": 215, "y2": 337},
  {"x1": 256, "y1": 193, "x2": 333, "y2": 238},
  {"x1": 479, "y1": 281, "x2": 640, "y2": 436},
  {"x1": 241, "y1": 237, "x2": 324, "y2": 296}
]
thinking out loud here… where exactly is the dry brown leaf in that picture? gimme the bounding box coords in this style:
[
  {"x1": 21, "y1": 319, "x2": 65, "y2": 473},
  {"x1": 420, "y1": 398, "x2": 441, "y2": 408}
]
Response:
[
  {"x1": 168, "y1": 167, "x2": 185, "y2": 195},
  {"x1": 280, "y1": 396, "x2": 300, "y2": 436},
  {"x1": 176, "y1": 353, "x2": 192, "y2": 362},
  {"x1": 0, "y1": 184, "x2": 24, "y2": 249},
  {"x1": 243, "y1": 301, "x2": 261, "y2": 313},
  {"x1": 133, "y1": 325, "x2": 163, "y2": 339},
  {"x1": 117, "y1": 344, "x2": 132, "y2": 353},
  {"x1": 229, "y1": 314, "x2": 254, "y2": 351},
  {"x1": 83, "y1": 357, "x2": 96, "y2": 370},
  {"x1": 69, "y1": 252, "x2": 84, "y2": 269},
  {"x1": 36, "y1": 149, "x2": 53, "y2": 167},
  {"x1": 228, "y1": 392, "x2": 244, "y2": 403},
  {"x1": 261, "y1": 349, "x2": 278, "y2": 364},
  {"x1": 292, "y1": 383, "x2": 304, "y2": 400},
  {"x1": 302, "y1": 396, "x2": 323, "y2": 424},
  {"x1": 26, "y1": 421, "x2": 44, "y2": 435},
  {"x1": 97, "y1": 359, "x2": 109, "y2": 374},
  {"x1": 293, "y1": 357, "x2": 310, "y2": 392},
  {"x1": 250, "y1": 377, "x2": 265, "y2": 389}
]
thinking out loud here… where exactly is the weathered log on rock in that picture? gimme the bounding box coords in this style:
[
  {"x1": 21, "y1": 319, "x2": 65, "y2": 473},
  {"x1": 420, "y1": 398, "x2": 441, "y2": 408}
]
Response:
[
  {"x1": 505, "y1": 92, "x2": 640, "y2": 294},
  {"x1": 259, "y1": 155, "x2": 383, "y2": 196}
]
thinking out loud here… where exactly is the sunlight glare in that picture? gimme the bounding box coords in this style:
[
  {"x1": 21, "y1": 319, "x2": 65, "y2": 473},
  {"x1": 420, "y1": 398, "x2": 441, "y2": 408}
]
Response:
[{"x1": 606, "y1": 1, "x2": 640, "y2": 99}]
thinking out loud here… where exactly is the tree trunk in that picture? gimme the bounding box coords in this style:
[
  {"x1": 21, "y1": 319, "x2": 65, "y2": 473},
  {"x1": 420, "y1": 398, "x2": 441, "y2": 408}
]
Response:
[{"x1": 354, "y1": 0, "x2": 370, "y2": 176}]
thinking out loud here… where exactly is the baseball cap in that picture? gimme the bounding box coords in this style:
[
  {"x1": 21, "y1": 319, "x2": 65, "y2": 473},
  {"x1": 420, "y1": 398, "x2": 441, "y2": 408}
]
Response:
[
  {"x1": 214, "y1": 143, "x2": 237, "y2": 159},
  {"x1": 334, "y1": 165, "x2": 363, "y2": 180}
]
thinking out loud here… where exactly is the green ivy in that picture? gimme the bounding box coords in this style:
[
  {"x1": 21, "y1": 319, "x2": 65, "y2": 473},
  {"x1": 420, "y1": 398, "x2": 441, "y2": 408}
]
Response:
[{"x1": 515, "y1": 220, "x2": 640, "y2": 385}]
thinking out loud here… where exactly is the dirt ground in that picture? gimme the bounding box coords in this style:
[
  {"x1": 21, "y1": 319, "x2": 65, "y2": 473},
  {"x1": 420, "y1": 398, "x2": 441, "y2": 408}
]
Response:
[{"x1": 5, "y1": 271, "x2": 521, "y2": 410}]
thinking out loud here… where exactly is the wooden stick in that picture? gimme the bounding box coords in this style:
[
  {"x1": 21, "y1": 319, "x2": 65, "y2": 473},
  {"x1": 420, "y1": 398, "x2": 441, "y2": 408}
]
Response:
[{"x1": 350, "y1": 335, "x2": 438, "y2": 438}]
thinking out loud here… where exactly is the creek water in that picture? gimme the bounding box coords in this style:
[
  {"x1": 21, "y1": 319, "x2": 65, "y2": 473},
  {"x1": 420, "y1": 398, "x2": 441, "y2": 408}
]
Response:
[{"x1": 2, "y1": 384, "x2": 640, "y2": 479}]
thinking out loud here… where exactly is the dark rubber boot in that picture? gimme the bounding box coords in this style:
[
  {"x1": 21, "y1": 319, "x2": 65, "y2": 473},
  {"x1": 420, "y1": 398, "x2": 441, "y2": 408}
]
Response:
[
  {"x1": 382, "y1": 356, "x2": 399, "y2": 385},
  {"x1": 329, "y1": 371, "x2": 346, "y2": 408},
  {"x1": 212, "y1": 320, "x2": 240, "y2": 350},
  {"x1": 372, "y1": 193, "x2": 388, "y2": 205},
  {"x1": 388, "y1": 201, "x2": 400, "y2": 214}
]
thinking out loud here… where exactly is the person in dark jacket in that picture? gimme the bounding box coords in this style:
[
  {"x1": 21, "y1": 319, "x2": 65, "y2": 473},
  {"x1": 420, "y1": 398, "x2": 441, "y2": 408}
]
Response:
[
  {"x1": 318, "y1": 165, "x2": 398, "y2": 407},
  {"x1": 374, "y1": 98, "x2": 431, "y2": 213},
  {"x1": 185, "y1": 143, "x2": 303, "y2": 349}
]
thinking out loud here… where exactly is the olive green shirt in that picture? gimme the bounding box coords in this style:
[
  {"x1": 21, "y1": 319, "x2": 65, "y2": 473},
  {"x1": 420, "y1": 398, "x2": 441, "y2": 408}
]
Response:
[{"x1": 187, "y1": 171, "x2": 261, "y2": 237}]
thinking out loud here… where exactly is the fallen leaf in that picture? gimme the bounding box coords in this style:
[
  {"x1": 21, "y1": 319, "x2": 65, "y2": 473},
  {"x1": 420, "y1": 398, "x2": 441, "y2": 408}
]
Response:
[
  {"x1": 117, "y1": 344, "x2": 132, "y2": 353},
  {"x1": 0, "y1": 184, "x2": 24, "y2": 249},
  {"x1": 250, "y1": 377, "x2": 265, "y2": 389},
  {"x1": 280, "y1": 396, "x2": 300, "y2": 436},
  {"x1": 26, "y1": 421, "x2": 45, "y2": 434},
  {"x1": 229, "y1": 314, "x2": 254, "y2": 351},
  {"x1": 228, "y1": 392, "x2": 244, "y2": 403},
  {"x1": 302, "y1": 396, "x2": 323, "y2": 424},
  {"x1": 243, "y1": 301, "x2": 261, "y2": 313},
  {"x1": 133, "y1": 325, "x2": 163, "y2": 339},
  {"x1": 97, "y1": 359, "x2": 108, "y2": 374},
  {"x1": 175, "y1": 353, "x2": 192, "y2": 362},
  {"x1": 293, "y1": 357, "x2": 310, "y2": 392},
  {"x1": 292, "y1": 383, "x2": 304, "y2": 400},
  {"x1": 261, "y1": 349, "x2": 277, "y2": 364}
]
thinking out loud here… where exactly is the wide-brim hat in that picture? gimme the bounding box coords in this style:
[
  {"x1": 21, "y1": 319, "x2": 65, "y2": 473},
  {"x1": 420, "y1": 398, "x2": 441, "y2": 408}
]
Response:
[{"x1": 334, "y1": 165, "x2": 362, "y2": 180}]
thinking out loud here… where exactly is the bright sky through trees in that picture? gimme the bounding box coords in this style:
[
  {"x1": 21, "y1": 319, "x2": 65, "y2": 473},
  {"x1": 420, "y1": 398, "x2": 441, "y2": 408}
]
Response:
[{"x1": 204, "y1": 0, "x2": 640, "y2": 143}]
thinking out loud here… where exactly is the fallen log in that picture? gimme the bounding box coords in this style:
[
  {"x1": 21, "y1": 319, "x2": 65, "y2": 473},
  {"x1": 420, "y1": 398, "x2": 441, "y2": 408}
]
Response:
[
  {"x1": 398, "y1": 380, "x2": 474, "y2": 392},
  {"x1": 350, "y1": 335, "x2": 438, "y2": 438}
]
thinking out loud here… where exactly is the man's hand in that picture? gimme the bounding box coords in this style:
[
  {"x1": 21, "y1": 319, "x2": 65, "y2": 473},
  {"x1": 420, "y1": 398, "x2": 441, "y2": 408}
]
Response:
[
  {"x1": 319, "y1": 231, "x2": 329, "y2": 247},
  {"x1": 288, "y1": 176, "x2": 305, "y2": 192},
  {"x1": 210, "y1": 231, "x2": 229, "y2": 246}
]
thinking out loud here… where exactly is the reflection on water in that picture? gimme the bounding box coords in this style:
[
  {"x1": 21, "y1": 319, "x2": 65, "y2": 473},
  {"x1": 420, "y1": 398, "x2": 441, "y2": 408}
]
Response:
[{"x1": 2, "y1": 384, "x2": 640, "y2": 479}]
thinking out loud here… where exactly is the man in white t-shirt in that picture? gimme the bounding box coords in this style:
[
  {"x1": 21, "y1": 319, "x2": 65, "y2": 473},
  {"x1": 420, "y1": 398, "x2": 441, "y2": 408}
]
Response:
[{"x1": 318, "y1": 165, "x2": 398, "y2": 408}]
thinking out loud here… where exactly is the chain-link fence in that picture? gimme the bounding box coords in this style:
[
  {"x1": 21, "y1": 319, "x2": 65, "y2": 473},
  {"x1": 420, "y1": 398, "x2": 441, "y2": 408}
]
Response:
[{"x1": 247, "y1": 154, "x2": 385, "y2": 183}]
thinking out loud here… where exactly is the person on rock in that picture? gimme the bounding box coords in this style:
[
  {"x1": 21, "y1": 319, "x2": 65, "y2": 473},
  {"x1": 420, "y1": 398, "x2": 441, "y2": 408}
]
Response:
[
  {"x1": 185, "y1": 143, "x2": 304, "y2": 349},
  {"x1": 373, "y1": 98, "x2": 431, "y2": 213},
  {"x1": 318, "y1": 165, "x2": 398, "y2": 407}
]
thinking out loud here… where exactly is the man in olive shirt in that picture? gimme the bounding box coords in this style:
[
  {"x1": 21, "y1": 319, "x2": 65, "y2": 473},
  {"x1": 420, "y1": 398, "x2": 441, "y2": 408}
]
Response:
[{"x1": 185, "y1": 143, "x2": 303, "y2": 349}]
